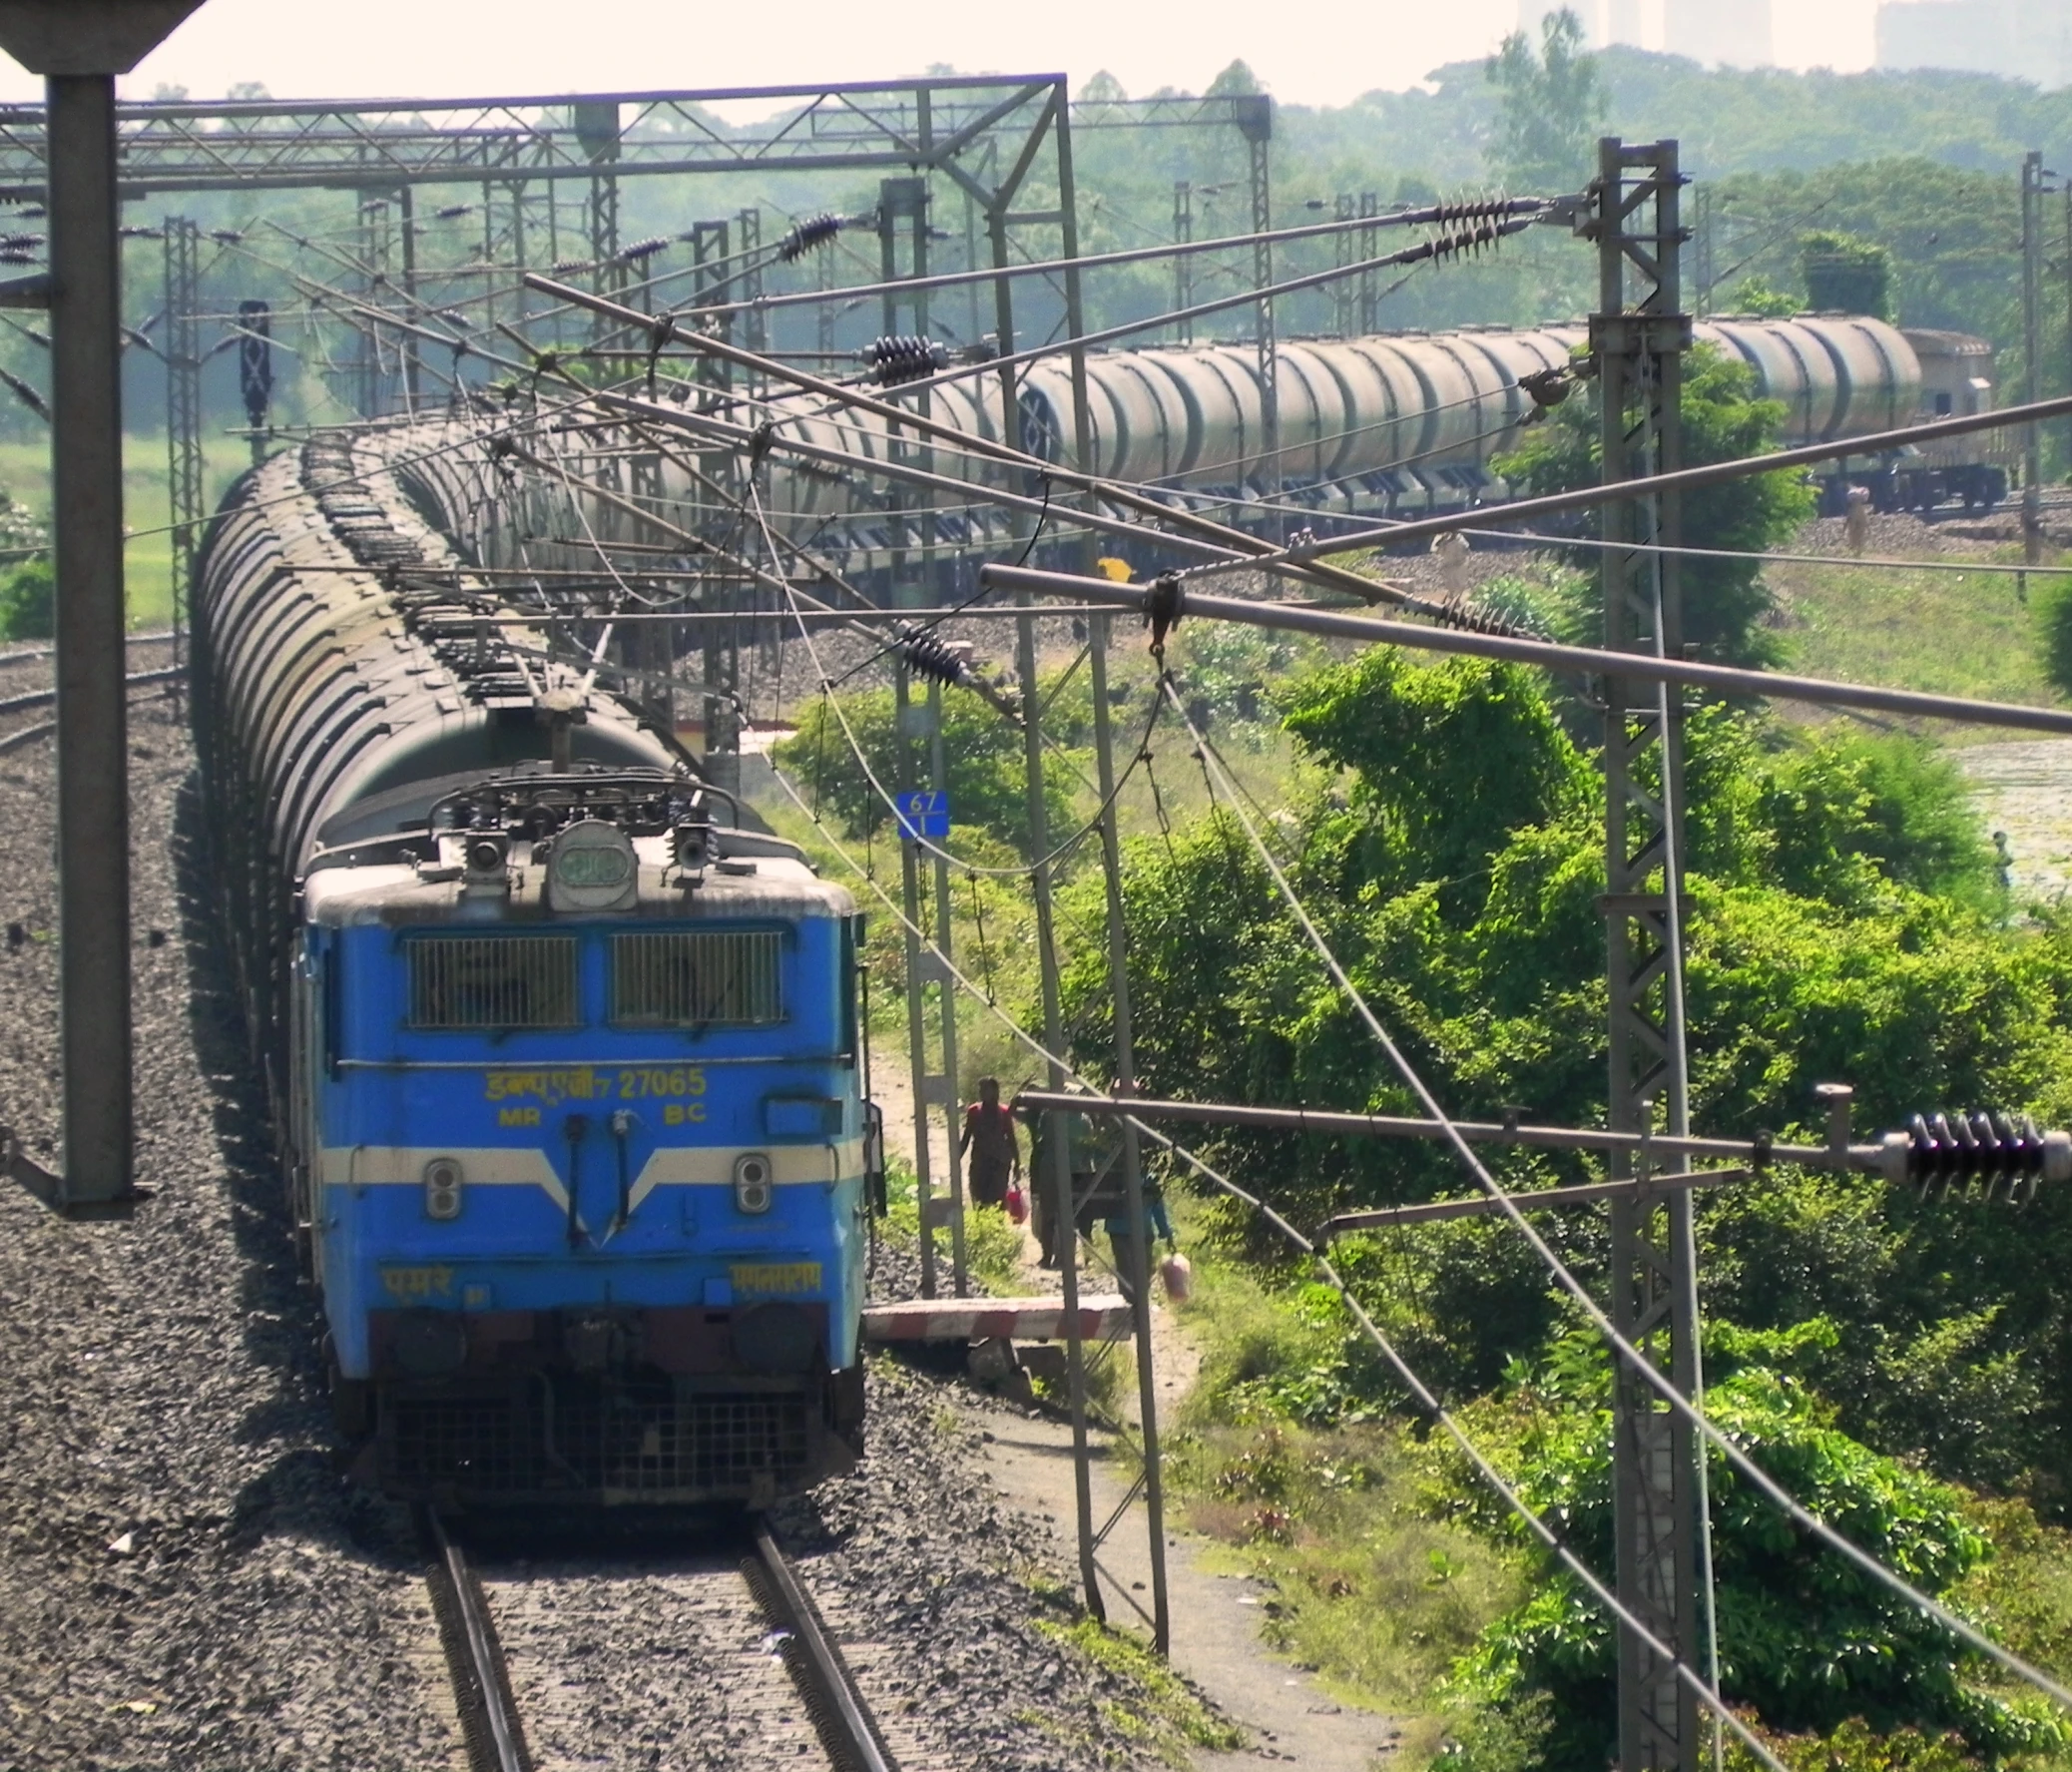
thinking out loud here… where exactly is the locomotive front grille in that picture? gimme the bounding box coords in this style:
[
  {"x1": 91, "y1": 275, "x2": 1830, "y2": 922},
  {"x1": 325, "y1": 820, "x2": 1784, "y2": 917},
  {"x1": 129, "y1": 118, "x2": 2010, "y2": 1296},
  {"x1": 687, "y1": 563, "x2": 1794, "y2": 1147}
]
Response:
[
  {"x1": 382, "y1": 1377, "x2": 815, "y2": 1499},
  {"x1": 406, "y1": 933, "x2": 580, "y2": 1029},
  {"x1": 610, "y1": 929, "x2": 783, "y2": 1027}
]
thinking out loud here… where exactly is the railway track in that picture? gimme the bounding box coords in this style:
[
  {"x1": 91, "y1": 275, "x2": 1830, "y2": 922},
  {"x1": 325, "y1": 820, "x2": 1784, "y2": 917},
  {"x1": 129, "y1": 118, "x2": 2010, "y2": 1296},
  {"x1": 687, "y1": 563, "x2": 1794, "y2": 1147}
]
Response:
[{"x1": 427, "y1": 1510, "x2": 903, "y2": 1772}]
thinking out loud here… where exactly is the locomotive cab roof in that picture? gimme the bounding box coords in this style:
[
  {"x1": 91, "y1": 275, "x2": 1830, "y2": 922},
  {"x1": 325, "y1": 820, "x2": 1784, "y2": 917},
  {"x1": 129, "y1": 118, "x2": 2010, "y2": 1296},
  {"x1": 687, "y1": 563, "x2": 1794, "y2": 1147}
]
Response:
[{"x1": 301, "y1": 764, "x2": 853, "y2": 927}]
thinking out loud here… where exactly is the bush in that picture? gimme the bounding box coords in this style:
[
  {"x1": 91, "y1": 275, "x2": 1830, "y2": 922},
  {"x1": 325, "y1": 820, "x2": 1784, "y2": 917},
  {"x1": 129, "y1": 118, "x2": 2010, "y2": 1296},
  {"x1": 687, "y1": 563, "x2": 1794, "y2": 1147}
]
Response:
[
  {"x1": 2037, "y1": 573, "x2": 2072, "y2": 701},
  {"x1": 0, "y1": 553, "x2": 51, "y2": 641},
  {"x1": 1445, "y1": 1338, "x2": 2058, "y2": 1765}
]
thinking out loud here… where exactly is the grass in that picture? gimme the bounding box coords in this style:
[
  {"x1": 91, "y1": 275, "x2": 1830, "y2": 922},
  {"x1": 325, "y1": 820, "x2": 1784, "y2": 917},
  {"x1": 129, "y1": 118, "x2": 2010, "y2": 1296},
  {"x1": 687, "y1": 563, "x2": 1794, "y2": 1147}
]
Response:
[
  {"x1": 1158, "y1": 1210, "x2": 1524, "y2": 1761},
  {"x1": 1767, "y1": 547, "x2": 2072, "y2": 744},
  {"x1": 0, "y1": 431, "x2": 253, "y2": 633},
  {"x1": 1034, "y1": 1616, "x2": 1243, "y2": 1767}
]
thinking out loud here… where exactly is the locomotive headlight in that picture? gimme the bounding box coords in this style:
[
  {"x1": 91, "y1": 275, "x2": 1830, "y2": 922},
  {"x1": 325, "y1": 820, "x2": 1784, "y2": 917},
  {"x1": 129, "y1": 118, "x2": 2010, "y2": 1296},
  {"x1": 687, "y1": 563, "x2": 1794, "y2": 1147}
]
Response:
[
  {"x1": 423, "y1": 1156, "x2": 464, "y2": 1221},
  {"x1": 733, "y1": 1151, "x2": 774, "y2": 1215}
]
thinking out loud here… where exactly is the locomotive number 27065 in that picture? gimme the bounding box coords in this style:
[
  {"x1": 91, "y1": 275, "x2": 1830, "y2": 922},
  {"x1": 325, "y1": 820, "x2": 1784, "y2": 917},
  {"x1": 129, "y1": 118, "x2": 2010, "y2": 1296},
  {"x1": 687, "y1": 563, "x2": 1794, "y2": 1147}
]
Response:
[{"x1": 483, "y1": 1065, "x2": 708, "y2": 1106}]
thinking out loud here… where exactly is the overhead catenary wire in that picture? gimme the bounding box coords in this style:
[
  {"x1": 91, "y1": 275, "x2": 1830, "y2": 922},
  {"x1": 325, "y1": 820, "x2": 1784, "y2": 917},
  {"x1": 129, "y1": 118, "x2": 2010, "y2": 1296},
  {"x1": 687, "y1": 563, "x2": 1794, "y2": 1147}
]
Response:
[
  {"x1": 1163, "y1": 673, "x2": 2072, "y2": 1719},
  {"x1": 755, "y1": 746, "x2": 1788, "y2": 1772},
  {"x1": 743, "y1": 477, "x2": 1160, "y2": 879}
]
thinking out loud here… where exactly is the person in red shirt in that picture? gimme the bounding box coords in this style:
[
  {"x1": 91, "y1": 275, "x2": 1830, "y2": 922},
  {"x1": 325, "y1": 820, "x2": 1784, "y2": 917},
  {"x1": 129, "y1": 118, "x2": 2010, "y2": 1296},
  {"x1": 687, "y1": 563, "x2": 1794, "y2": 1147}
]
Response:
[{"x1": 959, "y1": 1076, "x2": 1021, "y2": 1209}]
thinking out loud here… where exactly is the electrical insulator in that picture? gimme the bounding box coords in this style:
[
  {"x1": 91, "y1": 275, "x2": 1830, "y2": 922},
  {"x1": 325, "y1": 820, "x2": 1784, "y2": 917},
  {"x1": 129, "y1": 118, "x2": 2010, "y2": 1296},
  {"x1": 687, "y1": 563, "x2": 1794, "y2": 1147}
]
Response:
[
  {"x1": 1879, "y1": 1110, "x2": 2072, "y2": 1202},
  {"x1": 777, "y1": 214, "x2": 844, "y2": 262},
  {"x1": 889, "y1": 626, "x2": 969, "y2": 687},
  {"x1": 434, "y1": 204, "x2": 472, "y2": 221},
  {"x1": 860, "y1": 335, "x2": 947, "y2": 386},
  {"x1": 619, "y1": 236, "x2": 670, "y2": 264}
]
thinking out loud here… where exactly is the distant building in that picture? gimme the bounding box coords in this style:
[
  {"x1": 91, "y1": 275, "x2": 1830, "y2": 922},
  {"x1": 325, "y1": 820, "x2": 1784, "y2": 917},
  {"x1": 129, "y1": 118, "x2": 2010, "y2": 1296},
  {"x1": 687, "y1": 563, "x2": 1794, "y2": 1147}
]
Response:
[
  {"x1": 1665, "y1": 0, "x2": 1775, "y2": 66},
  {"x1": 1874, "y1": 0, "x2": 2070, "y2": 84},
  {"x1": 1517, "y1": 1, "x2": 1603, "y2": 47}
]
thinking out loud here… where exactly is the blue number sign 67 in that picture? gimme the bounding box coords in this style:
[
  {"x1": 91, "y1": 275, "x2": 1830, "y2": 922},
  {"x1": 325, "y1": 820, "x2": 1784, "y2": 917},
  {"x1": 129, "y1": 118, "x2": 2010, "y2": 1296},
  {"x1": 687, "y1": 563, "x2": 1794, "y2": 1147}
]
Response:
[{"x1": 893, "y1": 790, "x2": 951, "y2": 840}]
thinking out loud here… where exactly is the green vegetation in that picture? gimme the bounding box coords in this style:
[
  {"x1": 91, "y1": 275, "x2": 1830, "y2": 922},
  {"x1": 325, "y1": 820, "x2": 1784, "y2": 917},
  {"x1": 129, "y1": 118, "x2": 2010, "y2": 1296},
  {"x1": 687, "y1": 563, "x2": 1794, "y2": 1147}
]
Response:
[
  {"x1": 1494, "y1": 343, "x2": 1815, "y2": 667},
  {"x1": 1485, "y1": 11, "x2": 1605, "y2": 196},
  {"x1": 1033, "y1": 1617, "x2": 1243, "y2": 1766},
  {"x1": 0, "y1": 554, "x2": 50, "y2": 641},
  {"x1": 1801, "y1": 231, "x2": 1896, "y2": 321},
  {"x1": 1061, "y1": 640, "x2": 2072, "y2": 1765}
]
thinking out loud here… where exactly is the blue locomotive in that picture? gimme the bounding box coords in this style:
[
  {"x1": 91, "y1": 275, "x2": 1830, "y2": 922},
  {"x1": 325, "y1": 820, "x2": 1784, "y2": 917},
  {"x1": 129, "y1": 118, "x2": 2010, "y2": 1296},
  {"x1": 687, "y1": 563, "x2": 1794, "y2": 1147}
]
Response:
[{"x1": 191, "y1": 426, "x2": 874, "y2": 1507}]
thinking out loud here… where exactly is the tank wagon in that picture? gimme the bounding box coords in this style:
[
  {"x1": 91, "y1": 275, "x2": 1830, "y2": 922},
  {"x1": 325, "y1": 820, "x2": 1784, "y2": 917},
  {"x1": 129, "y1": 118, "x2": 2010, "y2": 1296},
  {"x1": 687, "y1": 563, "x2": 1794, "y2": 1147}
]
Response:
[
  {"x1": 192, "y1": 424, "x2": 875, "y2": 1508},
  {"x1": 732, "y1": 313, "x2": 2004, "y2": 583}
]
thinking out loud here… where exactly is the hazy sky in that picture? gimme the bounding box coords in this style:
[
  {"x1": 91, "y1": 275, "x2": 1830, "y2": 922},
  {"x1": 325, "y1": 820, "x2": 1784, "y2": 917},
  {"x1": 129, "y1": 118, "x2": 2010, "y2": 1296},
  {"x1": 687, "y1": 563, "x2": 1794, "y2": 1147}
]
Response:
[{"x1": 0, "y1": 0, "x2": 1883, "y2": 111}]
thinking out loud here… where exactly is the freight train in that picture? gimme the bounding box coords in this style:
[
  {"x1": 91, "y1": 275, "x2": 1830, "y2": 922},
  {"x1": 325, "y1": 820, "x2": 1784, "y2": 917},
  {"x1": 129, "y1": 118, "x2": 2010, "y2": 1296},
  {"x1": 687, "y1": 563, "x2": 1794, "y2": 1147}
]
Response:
[
  {"x1": 735, "y1": 313, "x2": 2007, "y2": 582},
  {"x1": 192, "y1": 426, "x2": 877, "y2": 1508}
]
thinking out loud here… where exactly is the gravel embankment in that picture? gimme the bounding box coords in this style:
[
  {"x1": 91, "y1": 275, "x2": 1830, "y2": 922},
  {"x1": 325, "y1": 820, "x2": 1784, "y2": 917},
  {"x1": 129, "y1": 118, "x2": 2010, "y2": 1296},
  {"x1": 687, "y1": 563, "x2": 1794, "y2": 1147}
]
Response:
[{"x1": 0, "y1": 704, "x2": 462, "y2": 1771}]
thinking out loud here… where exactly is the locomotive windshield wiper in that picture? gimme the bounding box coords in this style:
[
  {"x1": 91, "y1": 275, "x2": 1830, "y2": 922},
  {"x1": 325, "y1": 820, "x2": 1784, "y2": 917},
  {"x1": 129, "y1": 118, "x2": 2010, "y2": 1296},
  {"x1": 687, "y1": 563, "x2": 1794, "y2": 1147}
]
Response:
[
  {"x1": 610, "y1": 1109, "x2": 633, "y2": 1234},
  {"x1": 564, "y1": 1112, "x2": 589, "y2": 1246}
]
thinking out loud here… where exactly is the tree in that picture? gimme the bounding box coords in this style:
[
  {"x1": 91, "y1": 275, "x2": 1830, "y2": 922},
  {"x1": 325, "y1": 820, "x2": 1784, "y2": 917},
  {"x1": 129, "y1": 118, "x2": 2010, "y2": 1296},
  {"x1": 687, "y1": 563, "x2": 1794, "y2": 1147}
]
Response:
[
  {"x1": 1485, "y1": 10, "x2": 1605, "y2": 195},
  {"x1": 1494, "y1": 343, "x2": 1814, "y2": 668},
  {"x1": 1206, "y1": 60, "x2": 1263, "y2": 99},
  {"x1": 1802, "y1": 229, "x2": 1895, "y2": 319},
  {"x1": 772, "y1": 677, "x2": 1084, "y2": 857}
]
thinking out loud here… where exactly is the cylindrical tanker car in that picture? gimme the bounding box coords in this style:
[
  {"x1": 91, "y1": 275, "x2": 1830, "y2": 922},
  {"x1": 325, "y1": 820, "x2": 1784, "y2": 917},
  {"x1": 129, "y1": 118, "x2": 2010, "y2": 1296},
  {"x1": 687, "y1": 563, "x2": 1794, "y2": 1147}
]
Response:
[
  {"x1": 729, "y1": 313, "x2": 2005, "y2": 585},
  {"x1": 193, "y1": 423, "x2": 876, "y2": 1508}
]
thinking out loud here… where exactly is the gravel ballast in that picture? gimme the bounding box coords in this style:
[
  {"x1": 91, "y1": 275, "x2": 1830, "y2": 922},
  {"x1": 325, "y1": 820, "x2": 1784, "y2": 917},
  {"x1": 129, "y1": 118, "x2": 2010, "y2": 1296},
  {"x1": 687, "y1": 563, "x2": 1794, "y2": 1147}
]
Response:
[
  {"x1": 0, "y1": 704, "x2": 463, "y2": 1771},
  {"x1": 0, "y1": 706, "x2": 1183, "y2": 1771}
]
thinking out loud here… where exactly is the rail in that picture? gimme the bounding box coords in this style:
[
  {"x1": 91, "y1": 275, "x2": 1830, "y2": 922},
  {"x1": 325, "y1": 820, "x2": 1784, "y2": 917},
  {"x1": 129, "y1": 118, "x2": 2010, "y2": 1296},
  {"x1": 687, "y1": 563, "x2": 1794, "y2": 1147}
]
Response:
[
  {"x1": 426, "y1": 1510, "x2": 529, "y2": 1772},
  {"x1": 753, "y1": 1518, "x2": 900, "y2": 1772},
  {"x1": 425, "y1": 1511, "x2": 896, "y2": 1772}
]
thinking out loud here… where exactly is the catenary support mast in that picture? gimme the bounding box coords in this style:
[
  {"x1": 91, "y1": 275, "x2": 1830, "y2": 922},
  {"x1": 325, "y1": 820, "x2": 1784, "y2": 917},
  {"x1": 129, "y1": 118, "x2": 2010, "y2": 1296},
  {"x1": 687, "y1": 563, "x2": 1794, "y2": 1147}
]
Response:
[{"x1": 1592, "y1": 136, "x2": 1701, "y2": 1772}]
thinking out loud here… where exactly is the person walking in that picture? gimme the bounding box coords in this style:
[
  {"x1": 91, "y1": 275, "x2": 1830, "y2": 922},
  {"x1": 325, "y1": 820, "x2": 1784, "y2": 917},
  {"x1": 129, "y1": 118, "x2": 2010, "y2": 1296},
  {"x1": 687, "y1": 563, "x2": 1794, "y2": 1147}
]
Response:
[
  {"x1": 1105, "y1": 1180, "x2": 1176, "y2": 1305},
  {"x1": 958, "y1": 1077, "x2": 1021, "y2": 1210}
]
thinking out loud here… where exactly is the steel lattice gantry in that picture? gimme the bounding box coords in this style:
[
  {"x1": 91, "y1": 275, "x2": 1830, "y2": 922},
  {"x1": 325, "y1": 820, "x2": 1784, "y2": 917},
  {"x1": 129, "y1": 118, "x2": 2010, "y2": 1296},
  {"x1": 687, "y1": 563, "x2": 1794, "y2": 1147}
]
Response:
[
  {"x1": 1588, "y1": 137, "x2": 1703, "y2": 1772},
  {"x1": 0, "y1": 78, "x2": 1106, "y2": 197}
]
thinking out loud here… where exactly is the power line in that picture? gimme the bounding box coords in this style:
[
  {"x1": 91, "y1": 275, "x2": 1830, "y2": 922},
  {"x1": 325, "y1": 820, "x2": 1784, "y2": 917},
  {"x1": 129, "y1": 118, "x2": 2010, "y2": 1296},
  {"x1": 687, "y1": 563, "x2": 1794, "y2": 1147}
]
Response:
[
  {"x1": 756, "y1": 745, "x2": 1787, "y2": 1772},
  {"x1": 1165, "y1": 674, "x2": 2072, "y2": 1720}
]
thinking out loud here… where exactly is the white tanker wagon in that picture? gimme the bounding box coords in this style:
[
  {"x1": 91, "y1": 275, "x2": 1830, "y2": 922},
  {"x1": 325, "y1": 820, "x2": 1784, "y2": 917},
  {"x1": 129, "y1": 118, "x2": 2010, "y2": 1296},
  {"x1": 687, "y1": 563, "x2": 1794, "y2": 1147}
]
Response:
[{"x1": 727, "y1": 315, "x2": 2007, "y2": 580}]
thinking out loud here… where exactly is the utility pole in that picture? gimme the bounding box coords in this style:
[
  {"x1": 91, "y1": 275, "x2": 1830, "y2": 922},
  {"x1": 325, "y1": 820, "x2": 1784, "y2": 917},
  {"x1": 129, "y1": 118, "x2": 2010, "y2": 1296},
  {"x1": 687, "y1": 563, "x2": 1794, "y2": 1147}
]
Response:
[
  {"x1": 576, "y1": 99, "x2": 621, "y2": 348},
  {"x1": 1332, "y1": 193, "x2": 1355, "y2": 337},
  {"x1": 397, "y1": 183, "x2": 420, "y2": 412},
  {"x1": 0, "y1": 0, "x2": 206, "y2": 1211},
  {"x1": 1357, "y1": 191, "x2": 1380, "y2": 333},
  {"x1": 1089, "y1": 608, "x2": 1171, "y2": 1653},
  {"x1": 894, "y1": 661, "x2": 942, "y2": 1298},
  {"x1": 926, "y1": 674, "x2": 968, "y2": 1296},
  {"x1": 876, "y1": 175, "x2": 931, "y2": 607},
  {"x1": 163, "y1": 217, "x2": 202, "y2": 705},
  {"x1": 2023, "y1": 150, "x2": 2048, "y2": 566},
  {"x1": 1589, "y1": 136, "x2": 1701, "y2": 1772},
  {"x1": 1020, "y1": 599, "x2": 1104, "y2": 1626},
  {"x1": 1239, "y1": 95, "x2": 1281, "y2": 538},
  {"x1": 1172, "y1": 181, "x2": 1193, "y2": 344}
]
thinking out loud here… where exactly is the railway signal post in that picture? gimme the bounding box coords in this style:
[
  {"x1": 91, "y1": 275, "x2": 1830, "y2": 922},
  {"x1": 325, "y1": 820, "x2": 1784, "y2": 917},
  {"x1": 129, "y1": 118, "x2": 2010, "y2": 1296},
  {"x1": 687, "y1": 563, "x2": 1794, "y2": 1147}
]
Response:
[{"x1": 0, "y1": 0, "x2": 205, "y2": 1211}]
